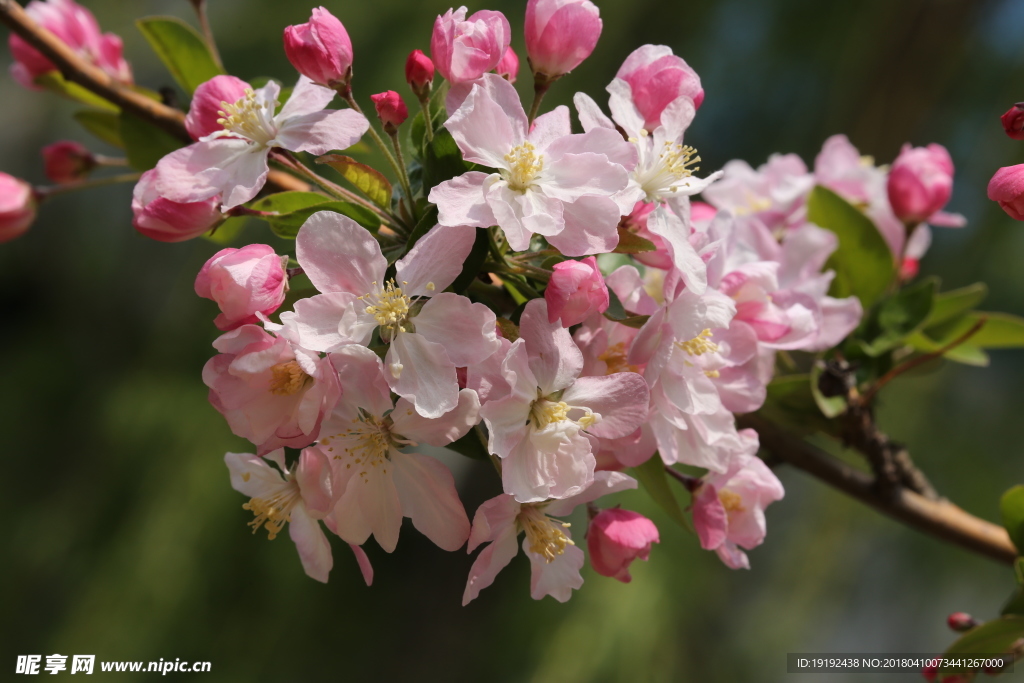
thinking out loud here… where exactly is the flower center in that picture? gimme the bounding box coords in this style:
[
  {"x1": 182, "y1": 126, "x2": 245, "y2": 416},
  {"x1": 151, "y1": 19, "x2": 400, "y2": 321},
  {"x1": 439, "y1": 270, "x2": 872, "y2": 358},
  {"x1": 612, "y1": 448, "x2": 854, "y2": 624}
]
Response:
[
  {"x1": 531, "y1": 399, "x2": 569, "y2": 429},
  {"x1": 217, "y1": 88, "x2": 279, "y2": 147},
  {"x1": 243, "y1": 481, "x2": 301, "y2": 540},
  {"x1": 599, "y1": 342, "x2": 639, "y2": 375},
  {"x1": 519, "y1": 506, "x2": 574, "y2": 563},
  {"x1": 719, "y1": 489, "x2": 745, "y2": 515},
  {"x1": 632, "y1": 131, "x2": 702, "y2": 201},
  {"x1": 321, "y1": 412, "x2": 394, "y2": 482},
  {"x1": 502, "y1": 141, "x2": 544, "y2": 193},
  {"x1": 269, "y1": 360, "x2": 311, "y2": 395},
  {"x1": 675, "y1": 329, "x2": 718, "y2": 356},
  {"x1": 361, "y1": 279, "x2": 411, "y2": 329}
]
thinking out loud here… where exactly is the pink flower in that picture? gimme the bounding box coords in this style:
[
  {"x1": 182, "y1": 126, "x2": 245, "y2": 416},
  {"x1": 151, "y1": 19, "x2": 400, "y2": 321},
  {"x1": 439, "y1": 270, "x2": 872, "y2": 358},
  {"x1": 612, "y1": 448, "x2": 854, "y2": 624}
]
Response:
[
  {"x1": 887, "y1": 143, "x2": 956, "y2": 225},
  {"x1": 155, "y1": 76, "x2": 368, "y2": 209},
  {"x1": 195, "y1": 244, "x2": 289, "y2": 331},
  {"x1": 479, "y1": 299, "x2": 650, "y2": 502},
  {"x1": 430, "y1": 7, "x2": 511, "y2": 84},
  {"x1": 42, "y1": 140, "x2": 94, "y2": 183},
  {"x1": 496, "y1": 45, "x2": 519, "y2": 82},
  {"x1": 429, "y1": 74, "x2": 636, "y2": 256},
  {"x1": 184, "y1": 75, "x2": 251, "y2": 141},
  {"x1": 286, "y1": 212, "x2": 500, "y2": 418},
  {"x1": 587, "y1": 508, "x2": 659, "y2": 582},
  {"x1": 370, "y1": 90, "x2": 408, "y2": 131},
  {"x1": 283, "y1": 7, "x2": 353, "y2": 89},
  {"x1": 405, "y1": 49, "x2": 435, "y2": 96},
  {"x1": 0, "y1": 172, "x2": 37, "y2": 243},
  {"x1": 203, "y1": 324, "x2": 341, "y2": 454},
  {"x1": 545, "y1": 256, "x2": 609, "y2": 327},
  {"x1": 1002, "y1": 104, "x2": 1024, "y2": 141},
  {"x1": 701, "y1": 154, "x2": 814, "y2": 232},
  {"x1": 691, "y1": 446, "x2": 784, "y2": 569},
  {"x1": 131, "y1": 169, "x2": 224, "y2": 243},
  {"x1": 8, "y1": 0, "x2": 131, "y2": 90},
  {"x1": 319, "y1": 345, "x2": 475, "y2": 553},
  {"x1": 525, "y1": 0, "x2": 602, "y2": 80},
  {"x1": 989, "y1": 164, "x2": 1024, "y2": 220},
  {"x1": 463, "y1": 471, "x2": 636, "y2": 604},
  {"x1": 614, "y1": 44, "x2": 703, "y2": 131}
]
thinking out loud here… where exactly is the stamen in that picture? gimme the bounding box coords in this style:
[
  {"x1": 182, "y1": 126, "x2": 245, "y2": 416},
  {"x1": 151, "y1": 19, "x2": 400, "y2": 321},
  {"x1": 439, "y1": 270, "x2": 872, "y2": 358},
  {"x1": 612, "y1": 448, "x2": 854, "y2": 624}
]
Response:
[
  {"x1": 598, "y1": 342, "x2": 639, "y2": 375},
  {"x1": 519, "y1": 506, "x2": 574, "y2": 563},
  {"x1": 325, "y1": 414, "x2": 392, "y2": 482},
  {"x1": 531, "y1": 399, "x2": 569, "y2": 429},
  {"x1": 215, "y1": 88, "x2": 279, "y2": 147},
  {"x1": 719, "y1": 489, "x2": 745, "y2": 514},
  {"x1": 675, "y1": 329, "x2": 719, "y2": 356},
  {"x1": 502, "y1": 141, "x2": 544, "y2": 192},
  {"x1": 243, "y1": 484, "x2": 301, "y2": 540},
  {"x1": 361, "y1": 279, "x2": 411, "y2": 328},
  {"x1": 269, "y1": 360, "x2": 310, "y2": 395}
]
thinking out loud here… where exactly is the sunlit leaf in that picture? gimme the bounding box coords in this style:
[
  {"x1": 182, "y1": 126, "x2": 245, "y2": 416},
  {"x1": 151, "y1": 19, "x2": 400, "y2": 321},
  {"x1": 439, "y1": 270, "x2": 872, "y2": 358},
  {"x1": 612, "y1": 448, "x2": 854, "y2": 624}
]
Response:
[
  {"x1": 136, "y1": 16, "x2": 224, "y2": 95},
  {"x1": 925, "y1": 282, "x2": 988, "y2": 329},
  {"x1": 119, "y1": 111, "x2": 185, "y2": 171},
  {"x1": 632, "y1": 457, "x2": 691, "y2": 532},
  {"x1": 35, "y1": 72, "x2": 118, "y2": 110},
  {"x1": 613, "y1": 227, "x2": 657, "y2": 254},
  {"x1": 249, "y1": 191, "x2": 380, "y2": 238},
  {"x1": 74, "y1": 109, "x2": 123, "y2": 147},
  {"x1": 316, "y1": 154, "x2": 392, "y2": 209}
]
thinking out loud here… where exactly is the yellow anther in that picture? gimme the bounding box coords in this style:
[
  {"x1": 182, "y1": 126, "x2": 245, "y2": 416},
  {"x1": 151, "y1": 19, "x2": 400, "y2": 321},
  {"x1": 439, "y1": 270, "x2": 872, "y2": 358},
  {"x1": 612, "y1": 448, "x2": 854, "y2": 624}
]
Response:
[
  {"x1": 519, "y1": 506, "x2": 574, "y2": 563},
  {"x1": 598, "y1": 341, "x2": 639, "y2": 375},
  {"x1": 675, "y1": 329, "x2": 719, "y2": 356},
  {"x1": 502, "y1": 141, "x2": 544, "y2": 192},
  {"x1": 531, "y1": 399, "x2": 569, "y2": 429},
  {"x1": 269, "y1": 360, "x2": 310, "y2": 395},
  {"x1": 660, "y1": 141, "x2": 700, "y2": 178},
  {"x1": 362, "y1": 279, "x2": 411, "y2": 327},
  {"x1": 719, "y1": 489, "x2": 745, "y2": 514},
  {"x1": 425, "y1": 282, "x2": 436, "y2": 291},
  {"x1": 216, "y1": 88, "x2": 279, "y2": 146},
  {"x1": 704, "y1": 369, "x2": 721, "y2": 378},
  {"x1": 243, "y1": 485, "x2": 301, "y2": 540},
  {"x1": 325, "y1": 413, "x2": 392, "y2": 484}
]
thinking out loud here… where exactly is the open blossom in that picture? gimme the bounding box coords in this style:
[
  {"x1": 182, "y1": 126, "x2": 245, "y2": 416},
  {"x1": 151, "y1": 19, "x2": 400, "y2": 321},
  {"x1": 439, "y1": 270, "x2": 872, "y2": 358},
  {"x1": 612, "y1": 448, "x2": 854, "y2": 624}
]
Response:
[
  {"x1": 285, "y1": 212, "x2": 500, "y2": 418},
  {"x1": 283, "y1": 7, "x2": 353, "y2": 89},
  {"x1": 692, "y1": 444, "x2": 785, "y2": 569},
  {"x1": 131, "y1": 169, "x2": 224, "y2": 243},
  {"x1": 0, "y1": 172, "x2": 37, "y2": 243},
  {"x1": 463, "y1": 471, "x2": 636, "y2": 604},
  {"x1": 887, "y1": 144, "x2": 960, "y2": 226},
  {"x1": 318, "y1": 345, "x2": 474, "y2": 553},
  {"x1": 701, "y1": 154, "x2": 814, "y2": 233},
  {"x1": 203, "y1": 324, "x2": 341, "y2": 454},
  {"x1": 545, "y1": 256, "x2": 609, "y2": 327},
  {"x1": 195, "y1": 244, "x2": 289, "y2": 331},
  {"x1": 430, "y1": 7, "x2": 511, "y2": 84},
  {"x1": 479, "y1": 299, "x2": 650, "y2": 502},
  {"x1": 524, "y1": 0, "x2": 602, "y2": 79},
  {"x1": 587, "y1": 508, "x2": 659, "y2": 582},
  {"x1": 155, "y1": 76, "x2": 369, "y2": 209},
  {"x1": 613, "y1": 44, "x2": 703, "y2": 130},
  {"x1": 8, "y1": 0, "x2": 131, "y2": 89},
  {"x1": 430, "y1": 73, "x2": 636, "y2": 255}
]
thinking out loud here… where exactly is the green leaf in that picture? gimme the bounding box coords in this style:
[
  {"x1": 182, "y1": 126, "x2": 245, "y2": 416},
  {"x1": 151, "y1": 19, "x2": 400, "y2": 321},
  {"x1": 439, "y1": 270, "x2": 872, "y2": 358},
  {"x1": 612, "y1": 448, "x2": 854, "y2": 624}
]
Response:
[
  {"x1": 631, "y1": 458, "x2": 691, "y2": 531},
  {"x1": 249, "y1": 191, "x2": 380, "y2": 238},
  {"x1": 757, "y1": 374, "x2": 840, "y2": 437},
  {"x1": 73, "y1": 109, "x2": 123, "y2": 147},
  {"x1": 602, "y1": 287, "x2": 651, "y2": 329},
  {"x1": 968, "y1": 312, "x2": 1024, "y2": 348},
  {"x1": 1003, "y1": 559, "x2": 1024, "y2": 616},
  {"x1": 408, "y1": 83, "x2": 449, "y2": 159},
  {"x1": 905, "y1": 332, "x2": 990, "y2": 367},
  {"x1": 1000, "y1": 485, "x2": 1024, "y2": 554},
  {"x1": 34, "y1": 72, "x2": 119, "y2": 110},
  {"x1": 202, "y1": 216, "x2": 248, "y2": 245},
  {"x1": 809, "y1": 362, "x2": 847, "y2": 418},
  {"x1": 136, "y1": 16, "x2": 224, "y2": 95},
  {"x1": 939, "y1": 616, "x2": 1024, "y2": 676},
  {"x1": 316, "y1": 154, "x2": 392, "y2": 209},
  {"x1": 445, "y1": 429, "x2": 490, "y2": 460},
  {"x1": 858, "y1": 277, "x2": 937, "y2": 356},
  {"x1": 613, "y1": 227, "x2": 657, "y2": 254},
  {"x1": 119, "y1": 111, "x2": 185, "y2": 171},
  {"x1": 925, "y1": 282, "x2": 988, "y2": 329},
  {"x1": 806, "y1": 185, "x2": 895, "y2": 308},
  {"x1": 422, "y1": 128, "x2": 470, "y2": 192},
  {"x1": 495, "y1": 317, "x2": 520, "y2": 342},
  {"x1": 404, "y1": 205, "x2": 439, "y2": 254},
  {"x1": 449, "y1": 228, "x2": 490, "y2": 295}
]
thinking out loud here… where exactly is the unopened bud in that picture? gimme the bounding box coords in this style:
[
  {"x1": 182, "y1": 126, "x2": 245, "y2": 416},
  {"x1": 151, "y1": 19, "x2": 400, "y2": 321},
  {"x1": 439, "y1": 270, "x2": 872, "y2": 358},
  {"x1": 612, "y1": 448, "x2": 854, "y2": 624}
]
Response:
[
  {"x1": 405, "y1": 49, "x2": 434, "y2": 100},
  {"x1": 946, "y1": 612, "x2": 978, "y2": 632},
  {"x1": 283, "y1": 7, "x2": 353, "y2": 90},
  {"x1": 496, "y1": 46, "x2": 519, "y2": 83},
  {"x1": 0, "y1": 172, "x2": 37, "y2": 243},
  {"x1": 370, "y1": 90, "x2": 408, "y2": 135},
  {"x1": 42, "y1": 140, "x2": 96, "y2": 184},
  {"x1": 1002, "y1": 103, "x2": 1024, "y2": 141}
]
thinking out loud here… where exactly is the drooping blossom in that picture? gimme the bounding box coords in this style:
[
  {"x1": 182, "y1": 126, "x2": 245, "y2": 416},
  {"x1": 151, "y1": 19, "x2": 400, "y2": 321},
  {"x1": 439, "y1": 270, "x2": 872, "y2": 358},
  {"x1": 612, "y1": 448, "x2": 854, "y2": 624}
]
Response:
[
  {"x1": 545, "y1": 256, "x2": 609, "y2": 327},
  {"x1": 691, "y1": 443, "x2": 785, "y2": 569},
  {"x1": 284, "y1": 212, "x2": 500, "y2": 418},
  {"x1": 42, "y1": 140, "x2": 94, "y2": 183},
  {"x1": 988, "y1": 164, "x2": 1024, "y2": 220},
  {"x1": 155, "y1": 76, "x2": 369, "y2": 209},
  {"x1": 203, "y1": 324, "x2": 340, "y2": 454},
  {"x1": 430, "y1": 73, "x2": 636, "y2": 256},
  {"x1": 479, "y1": 299, "x2": 650, "y2": 502},
  {"x1": 8, "y1": 0, "x2": 131, "y2": 90},
  {"x1": 463, "y1": 471, "x2": 636, "y2": 604},
  {"x1": 587, "y1": 507, "x2": 659, "y2": 582},
  {"x1": 524, "y1": 0, "x2": 602, "y2": 80},
  {"x1": 496, "y1": 46, "x2": 519, "y2": 82},
  {"x1": 283, "y1": 7, "x2": 353, "y2": 90},
  {"x1": 612, "y1": 44, "x2": 704, "y2": 129},
  {"x1": 0, "y1": 172, "x2": 37, "y2": 243},
  {"x1": 430, "y1": 7, "x2": 511, "y2": 84},
  {"x1": 887, "y1": 143, "x2": 962, "y2": 226},
  {"x1": 195, "y1": 244, "x2": 289, "y2": 331},
  {"x1": 131, "y1": 169, "x2": 224, "y2": 243},
  {"x1": 1001, "y1": 104, "x2": 1024, "y2": 141},
  {"x1": 318, "y1": 345, "x2": 474, "y2": 553}
]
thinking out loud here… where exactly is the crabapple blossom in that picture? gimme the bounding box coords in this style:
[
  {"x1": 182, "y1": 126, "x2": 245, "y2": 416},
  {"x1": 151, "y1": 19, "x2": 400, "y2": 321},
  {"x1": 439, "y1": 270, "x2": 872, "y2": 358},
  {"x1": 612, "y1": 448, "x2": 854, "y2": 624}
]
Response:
[
  {"x1": 479, "y1": 299, "x2": 650, "y2": 502},
  {"x1": 0, "y1": 172, "x2": 37, "y2": 243},
  {"x1": 463, "y1": 471, "x2": 636, "y2": 604},
  {"x1": 988, "y1": 165, "x2": 1024, "y2": 220},
  {"x1": 496, "y1": 45, "x2": 519, "y2": 82},
  {"x1": 887, "y1": 144, "x2": 959, "y2": 226},
  {"x1": 430, "y1": 73, "x2": 636, "y2": 255},
  {"x1": 41, "y1": 140, "x2": 94, "y2": 183},
  {"x1": 155, "y1": 76, "x2": 369, "y2": 209},
  {"x1": 195, "y1": 244, "x2": 289, "y2": 331},
  {"x1": 430, "y1": 7, "x2": 511, "y2": 84},
  {"x1": 184, "y1": 75, "x2": 252, "y2": 141},
  {"x1": 613, "y1": 45, "x2": 704, "y2": 129},
  {"x1": 8, "y1": 0, "x2": 131, "y2": 90},
  {"x1": 587, "y1": 508, "x2": 659, "y2": 582},
  {"x1": 1002, "y1": 104, "x2": 1024, "y2": 141},
  {"x1": 283, "y1": 7, "x2": 353, "y2": 90},
  {"x1": 545, "y1": 256, "x2": 609, "y2": 327},
  {"x1": 524, "y1": 0, "x2": 602, "y2": 81},
  {"x1": 131, "y1": 169, "x2": 224, "y2": 243},
  {"x1": 405, "y1": 49, "x2": 435, "y2": 96},
  {"x1": 287, "y1": 212, "x2": 500, "y2": 418},
  {"x1": 701, "y1": 154, "x2": 814, "y2": 233},
  {"x1": 318, "y1": 345, "x2": 474, "y2": 553},
  {"x1": 203, "y1": 324, "x2": 341, "y2": 455},
  {"x1": 370, "y1": 90, "x2": 408, "y2": 132}
]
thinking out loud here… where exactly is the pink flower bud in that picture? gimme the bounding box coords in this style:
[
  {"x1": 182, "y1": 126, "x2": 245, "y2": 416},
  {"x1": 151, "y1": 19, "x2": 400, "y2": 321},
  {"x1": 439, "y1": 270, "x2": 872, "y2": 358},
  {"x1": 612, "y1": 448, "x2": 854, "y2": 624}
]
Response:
[
  {"x1": 8, "y1": 0, "x2": 132, "y2": 90},
  {"x1": 430, "y1": 7, "x2": 511, "y2": 84},
  {"x1": 405, "y1": 49, "x2": 435, "y2": 97},
  {"x1": 1002, "y1": 104, "x2": 1024, "y2": 141},
  {"x1": 131, "y1": 169, "x2": 224, "y2": 242},
  {"x1": 195, "y1": 244, "x2": 289, "y2": 331},
  {"x1": 545, "y1": 256, "x2": 609, "y2": 327},
  {"x1": 525, "y1": 0, "x2": 602, "y2": 79},
  {"x1": 0, "y1": 173, "x2": 37, "y2": 243},
  {"x1": 42, "y1": 140, "x2": 95, "y2": 183},
  {"x1": 370, "y1": 90, "x2": 409, "y2": 133},
  {"x1": 283, "y1": 7, "x2": 353, "y2": 89},
  {"x1": 496, "y1": 45, "x2": 519, "y2": 82},
  {"x1": 946, "y1": 612, "x2": 978, "y2": 632},
  {"x1": 886, "y1": 143, "x2": 955, "y2": 224},
  {"x1": 921, "y1": 663, "x2": 938, "y2": 682},
  {"x1": 587, "y1": 508, "x2": 659, "y2": 583},
  {"x1": 616, "y1": 45, "x2": 703, "y2": 131},
  {"x1": 988, "y1": 164, "x2": 1024, "y2": 220},
  {"x1": 185, "y1": 75, "x2": 252, "y2": 141}
]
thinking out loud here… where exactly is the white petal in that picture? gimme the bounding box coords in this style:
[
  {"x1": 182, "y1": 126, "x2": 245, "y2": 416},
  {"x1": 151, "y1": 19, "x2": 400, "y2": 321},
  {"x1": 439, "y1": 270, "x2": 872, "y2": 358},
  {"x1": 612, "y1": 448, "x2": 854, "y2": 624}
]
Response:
[
  {"x1": 296, "y1": 211, "x2": 386, "y2": 295},
  {"x1": 390, "y1": 389, "x2": 481, "y2": 447},
  {"x1": 387, "y1": 331, "x2": 459, "y2": 418},
  {"x1": 391, "y1": 452, "x2": 470, "y2": 551}
]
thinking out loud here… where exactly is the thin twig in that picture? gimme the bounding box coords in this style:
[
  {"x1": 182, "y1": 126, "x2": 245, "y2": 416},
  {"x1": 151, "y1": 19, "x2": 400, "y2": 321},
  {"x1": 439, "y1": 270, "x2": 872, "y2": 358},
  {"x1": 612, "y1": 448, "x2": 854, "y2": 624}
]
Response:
[{"x1": 188, "y1": 0, "x2": 224, "y2": 71}]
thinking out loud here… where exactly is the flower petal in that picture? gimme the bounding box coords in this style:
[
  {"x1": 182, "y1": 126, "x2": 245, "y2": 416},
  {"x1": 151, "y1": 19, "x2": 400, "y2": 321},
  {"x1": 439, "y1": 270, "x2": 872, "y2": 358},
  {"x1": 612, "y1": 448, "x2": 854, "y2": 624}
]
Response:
[
  {"x1": 413, "y1": 293, "x2": 501, "y2": 366},
  {"x1": 288, "y1": 504, "x2": 333, "y2": 583},
  {"x1": 561, "y1": 373, "x2": 650, "y2": 440},
  {"x1": 296, "y1": 211, "x2": 386, "y2": 295},
  {"x1": 390, "y1": 388, "x2": 480, "y2": 446},
  {"x1": 276, "y1": 108, "x2": 370, "y2": 156},
  {"x1": 527, "y1": 537, "x2": 584, "y2": 602},
  {"x1": 429, "y1": 172, "x2": 497, "y2": 228},
  {"x1": 519, "y1": 299, "x2": 584, "y2": 395},
  {"x1": 391, "y1": 452, "x2": 470, "y2": 551},
  {"x1": 462, "y1": 525, "x2": 519, "y2": 605},
  {"x1": 396, "y1": 224, "x2": 477, "y2": 296},
  {"x1": 387, "y1": 331, "x2": 459, "y2": 418}
]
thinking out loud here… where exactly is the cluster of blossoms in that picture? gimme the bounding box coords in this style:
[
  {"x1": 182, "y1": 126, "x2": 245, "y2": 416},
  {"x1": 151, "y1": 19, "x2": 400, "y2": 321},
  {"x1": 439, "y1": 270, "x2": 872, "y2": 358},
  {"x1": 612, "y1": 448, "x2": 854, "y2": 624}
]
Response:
[{"x1": 2, "y1": 0, "x2": 969, "y2": 605}]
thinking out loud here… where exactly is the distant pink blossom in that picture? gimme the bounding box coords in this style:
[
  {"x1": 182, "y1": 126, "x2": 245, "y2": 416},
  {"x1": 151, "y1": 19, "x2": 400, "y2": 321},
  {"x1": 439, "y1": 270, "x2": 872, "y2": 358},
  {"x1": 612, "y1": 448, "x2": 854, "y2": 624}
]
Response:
[
  {"x1": 525, "y1": 0, "x2": 602, "y2": 79},
  {"x1": 887, "y1": 143, "x2": 958, "y2": 225},
  {"x1": 613, "y1": 44, "x2": 703, "y2": 130},
  {"x1": 42, "y1": 140, "x2": 94, "y2": 183},
  {"x1": 545, "y1": 256, "x2": 609, "y2": 327},
  {"x1": 0, "y1": 172, "x2": 36, "y2": 243},
  {"x1": 989, "y1": 164, "x2": 1024, "y2": 220},
  {"x1": 195, "y1": 244, "x2": 289, "y2": 331},
  {"x1": 587, "y1": 508, "x2": 659, "y2": 582},
  {"x1": 1002, "y1": 104, "x2": 1024, "y2": 141},
  {"x1": 430, "y1": 7, "x2": 511, "y2": 84}
]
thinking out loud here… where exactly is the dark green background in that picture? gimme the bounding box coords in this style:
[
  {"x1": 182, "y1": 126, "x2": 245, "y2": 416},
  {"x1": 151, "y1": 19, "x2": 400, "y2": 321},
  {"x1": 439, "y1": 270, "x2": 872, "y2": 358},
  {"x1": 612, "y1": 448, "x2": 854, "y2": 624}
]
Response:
[{"x1": 2, "y1": 0, "x2": 1024, "y2": 680}]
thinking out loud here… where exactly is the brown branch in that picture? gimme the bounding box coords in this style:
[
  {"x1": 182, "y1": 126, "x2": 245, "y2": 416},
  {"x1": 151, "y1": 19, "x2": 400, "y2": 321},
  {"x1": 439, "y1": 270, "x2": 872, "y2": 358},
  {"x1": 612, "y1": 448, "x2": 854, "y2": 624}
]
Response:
[{"x1": 738, "y1": 413, "x2": 1018, "y2": 565}]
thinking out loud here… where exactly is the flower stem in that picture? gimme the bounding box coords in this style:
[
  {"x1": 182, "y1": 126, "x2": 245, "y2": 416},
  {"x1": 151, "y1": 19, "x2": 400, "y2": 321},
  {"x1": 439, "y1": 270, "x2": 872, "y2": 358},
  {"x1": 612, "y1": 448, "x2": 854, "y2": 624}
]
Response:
[
  {"x1": 341, "y1": 92, "x2": 410, "y2": 205},
  {"x1": 188, "y1": 0, "x2": 224, "y2": 71},
  {"x1": 388, "y1": 131, "x2": 416, "y2": 220},
  {"x1": 34, "y1": 171, "x2": 141, "y2": 199},
  {"x1": 418, "y1": 96, "x2": 434, "y2": 143},
  {"x1": 527, "y1": 82, "x2": 549, "y2": 125}
]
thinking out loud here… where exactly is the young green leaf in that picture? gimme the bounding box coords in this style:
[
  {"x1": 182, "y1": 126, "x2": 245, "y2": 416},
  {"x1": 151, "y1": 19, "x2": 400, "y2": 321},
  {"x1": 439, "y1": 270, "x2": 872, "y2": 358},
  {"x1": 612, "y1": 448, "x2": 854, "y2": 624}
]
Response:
[
  {"x1": 809, "y1": 362, "x2": 847, "y2": 418},
  {"x1": 925, "y1": 282, "x2": 988, "y2": 329},
  {"x1": 613, "y1": 226, "x2": 657, "y2": 254},
  {"x1": 939, "y1": 616, "x2": 1024, "y2": 677},
  {"x1": 73, "y1": 109, "x2": 123, "y2": 147},
  {"x1": 119, "y1": 111, "x2": 185, "y2": 171},
  {"x1": 316, "y1": 154, "x2": 392, "y2": 209},
  {"x1": 757, "y1": 374, "x2": 841, "y2": 437},
  {"x1": 136, "y1": 16, "x2": 224, "y2": 95},
  {"x1": 35, "y1": 72, "x2": 118, "y2": 111},
  {"x1": 423, "y1": 128, "x2": 470, "y2": 192},
  {"x1": 249, "y1": 191, "x2": 380, "y2": 238},
  {"x1": 631, "y1": 457, "x2": 692, "y2": 531},
  {"x1": 1000, "y1": 485, "x2": 1024, "y2": 554},
  {"x1": 858, "y1": 277, "x2": 937, "y2": 356}
]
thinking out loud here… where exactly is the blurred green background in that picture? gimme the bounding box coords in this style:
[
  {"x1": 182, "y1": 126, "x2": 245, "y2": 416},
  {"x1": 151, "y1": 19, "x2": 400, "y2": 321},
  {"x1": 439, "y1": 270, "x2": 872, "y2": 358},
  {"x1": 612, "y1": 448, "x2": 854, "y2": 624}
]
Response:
[{"x1": 2, "y1": 0, "x2": 1024, "y2": 680}]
